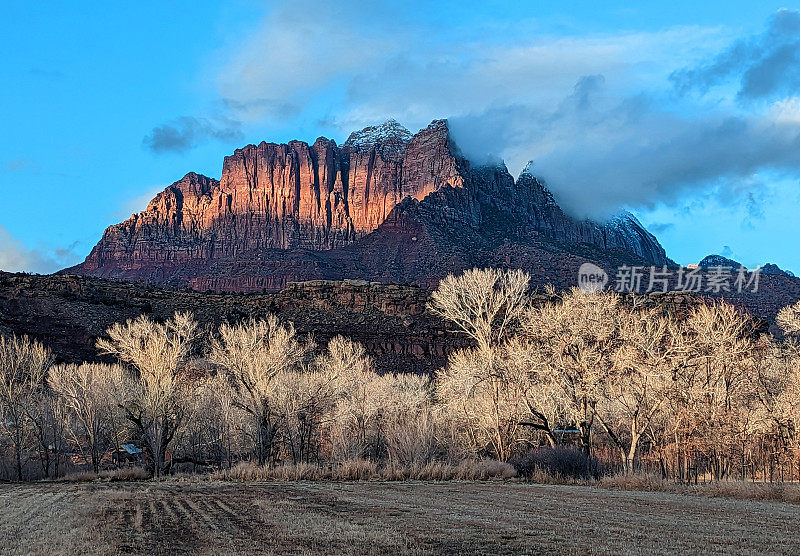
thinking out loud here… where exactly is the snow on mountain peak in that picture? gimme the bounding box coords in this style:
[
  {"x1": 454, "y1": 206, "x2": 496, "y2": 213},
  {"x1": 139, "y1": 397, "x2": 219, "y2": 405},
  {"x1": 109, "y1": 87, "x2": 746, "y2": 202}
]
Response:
[{"x1": 344, "y1": 119, "x2": 412, "y2": 153}]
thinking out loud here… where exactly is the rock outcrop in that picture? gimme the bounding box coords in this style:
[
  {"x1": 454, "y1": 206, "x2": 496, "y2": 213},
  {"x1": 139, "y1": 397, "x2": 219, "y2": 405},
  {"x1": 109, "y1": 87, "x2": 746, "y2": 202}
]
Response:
[
  {"x1": 67, "y1": 119, "x2": 668, "y2": 292},
  {"x1": 0, "y1": 271, "x2": 460, "y2": 373}
]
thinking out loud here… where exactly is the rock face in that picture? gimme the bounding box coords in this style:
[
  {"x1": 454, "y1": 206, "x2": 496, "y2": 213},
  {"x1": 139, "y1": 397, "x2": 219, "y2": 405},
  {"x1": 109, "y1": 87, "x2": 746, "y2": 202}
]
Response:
[
  {"x1": 67, "y1": 119, "x2": 668, "y2": 292},
  {"x1": 0, "y1": 272, "x2": 461, "y2": 373}
]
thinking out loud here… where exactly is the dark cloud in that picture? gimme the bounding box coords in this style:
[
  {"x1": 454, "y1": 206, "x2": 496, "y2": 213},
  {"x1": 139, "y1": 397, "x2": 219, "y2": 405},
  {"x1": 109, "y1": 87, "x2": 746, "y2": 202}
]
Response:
[
  {"x1": 449, "y1": 75, "x2": 800, "y2": 219},
  {"x1": 143, "y1": 116, "x2": 244, "y2": 154},
  {"x1": 670, "y1": 9, "x2": 800, "y2": 101}
]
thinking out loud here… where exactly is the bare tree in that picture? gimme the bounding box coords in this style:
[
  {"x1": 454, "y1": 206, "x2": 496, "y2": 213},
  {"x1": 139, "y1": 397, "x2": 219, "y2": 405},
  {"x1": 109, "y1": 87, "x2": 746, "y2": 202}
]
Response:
[
  {"x1": 205, "y1": 371, "x2": 239, "y2": 469},
  {"x1": 378, "y1": 373, "x2": 439, "y2": 464},
  {"x1": 48, "y1": 363, "x2": 121, "y2": 473},
  {"x1": 209, "y1": 315, "x2": 312, "y2": 464},
  {"x1": 436, "y1": 346, "x2": 529, "y2": 461},
  {"x1": 278, "y1": 359, "x2": 339, "y2": 464},
  {"x1": 0, "y1": 335, "x2": 52, "y2": 480},
  {"x1": 522, "y1": 288, "x2": 626, "y2": 457},
  {"x1": 502, "y1": 338, "x2": 564, "y2": 448},
  {"x1": 97, "y1": 312, "x2": 198, "y2": 477},
  {"x1": 430, "y1": 268, "x2": 530, "y2": 352},
  {"x1": 777, "y1": 299, "x2": 800, "y2": 337},
  {"x1": 595, "y1": 307, "x2": 675, "y2": 471},
  {"x1": 665, "y1": 301, "x2": 757, "y2": 481},
  {"x1": 27, "y1": 385, "x2": 68, "y2": 479},
  {"x1": 324, "y1": 336, "x2": 385, "y2": 460},
  {"x1": 430, "y1": 268, "x2": 533, "y2": 461}
]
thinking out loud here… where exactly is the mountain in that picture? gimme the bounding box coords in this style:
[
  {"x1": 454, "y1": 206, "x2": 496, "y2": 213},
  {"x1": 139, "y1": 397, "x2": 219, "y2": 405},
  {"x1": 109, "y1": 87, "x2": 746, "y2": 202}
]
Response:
[
  {"x1": 698, "y1": 256, "x2": 795, "y2": 278},
  {"x1": 698, "y1": 254, "x2": 743, "y2": 268},
  {"x1": 762, "y1": 263, "x2": 794, "y2": 277},
  {"x1": 65, "y1": 119, "x2": 668, "y2": 292}
]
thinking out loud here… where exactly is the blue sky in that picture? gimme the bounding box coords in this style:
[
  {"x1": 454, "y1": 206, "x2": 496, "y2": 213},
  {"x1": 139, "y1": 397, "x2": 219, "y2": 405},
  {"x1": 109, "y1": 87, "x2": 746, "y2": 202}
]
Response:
[{"x1": 1, "y1": 1, "x2": 799, "y2": 273}]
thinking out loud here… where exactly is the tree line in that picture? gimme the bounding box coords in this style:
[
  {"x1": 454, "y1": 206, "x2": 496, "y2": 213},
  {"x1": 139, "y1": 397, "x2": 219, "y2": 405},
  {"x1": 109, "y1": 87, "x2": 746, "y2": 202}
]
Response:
[{"x1": 2, "y1": 267, "x2": 800, "y2": 481}]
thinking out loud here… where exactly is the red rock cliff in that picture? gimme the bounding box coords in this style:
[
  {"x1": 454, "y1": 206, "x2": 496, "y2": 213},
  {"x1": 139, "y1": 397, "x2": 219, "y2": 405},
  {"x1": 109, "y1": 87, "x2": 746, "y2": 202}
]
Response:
[{"x1": 69, "y1": 119, "x2": 668, "y2": 290}]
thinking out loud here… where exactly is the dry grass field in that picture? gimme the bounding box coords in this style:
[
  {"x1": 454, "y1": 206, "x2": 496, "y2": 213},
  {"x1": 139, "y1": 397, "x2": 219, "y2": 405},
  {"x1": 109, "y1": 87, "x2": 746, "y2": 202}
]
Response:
[{"x1": 1, "y1": 480, "x2": 798, "y2": 555}]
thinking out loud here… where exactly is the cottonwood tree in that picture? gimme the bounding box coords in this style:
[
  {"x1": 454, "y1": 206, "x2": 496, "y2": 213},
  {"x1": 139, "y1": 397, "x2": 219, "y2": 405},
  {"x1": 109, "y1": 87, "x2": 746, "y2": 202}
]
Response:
[
  {"x1": 97, "y1": 312, "x2": 198, "y2": 477},
  {"x1": 436, "y1": 345, "x2": 529, "y2": 461},
  {"x1": 172, "y1": 375, "x2": 227, "y2": 471},
  {"x1": 48, "y1": 363, "x2": 121, "y2": 473},
  {"x1": 323, "y1": 336, "x2": 386, "y2": 460},
  {"x1": 745, "y1": 338, "x2": 795, "y2": 444},
  {"x1": 430, "y1": 268, "x2": 530, "y2": 352},
  {"x1": 669, "y1": 302, "x2": 757, "y2": 480},
  {"x1": 27, "y1": 384, "x2": 68, "y2": 479},
  {"x1": 595, "y1": 306, "x2": 676, "y2": 471},
  {"x1": 205, "y1": 371, "x2": 239, "y2": 469},
  {"x1": 377, "y1": 373, "x2": 439, "y2": 464},
  {"x1": 319, "y1": 336, "x2": 441, "y2": 463},
  {"x1": 758, "y1": 302, "x2": 800, "y2": 444},
  {"x1": 0, "y1": 335, "x2": 52, "y2": 480},
  {"x1": 431, "y1": 268, "x2": 533, "y2": 461},
  {"x1": 502, "y1": 338, "x2": 565, "y2": 449},
  {"x1": 277, "y1": 362, "x2": 340, "y2": 465},
  {"x1": 522, "y1": 288, "x2": 627, "y2": 457},
  {"x1": 209, "y1": 315, "x2": 312, "y2": 464},
  {"x1": 777, "y1": 299, "x2": 800, "y2": 337}
]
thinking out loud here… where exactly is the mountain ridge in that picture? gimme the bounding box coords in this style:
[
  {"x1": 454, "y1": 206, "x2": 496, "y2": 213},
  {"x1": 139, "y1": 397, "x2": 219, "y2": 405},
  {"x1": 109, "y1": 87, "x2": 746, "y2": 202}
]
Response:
[{"x1": 65, "y1": 118, "x2": 668, "y2": 292}]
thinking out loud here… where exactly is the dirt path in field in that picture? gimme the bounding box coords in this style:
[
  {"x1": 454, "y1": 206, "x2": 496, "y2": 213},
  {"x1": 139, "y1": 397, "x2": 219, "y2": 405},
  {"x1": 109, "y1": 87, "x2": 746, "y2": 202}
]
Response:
[{"x1": 1, "y1": 481, "x2": 798, "y2": 555}]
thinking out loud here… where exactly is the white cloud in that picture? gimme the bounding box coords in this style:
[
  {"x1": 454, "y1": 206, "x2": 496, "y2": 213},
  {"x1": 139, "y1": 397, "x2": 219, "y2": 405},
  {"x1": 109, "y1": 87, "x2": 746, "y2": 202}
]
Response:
[
  {"x1": 216, "y1": 1, "x2": 725, "y2": 132},
  {"x1": 0, "y1": 225, "x2": 79, "y2": 273},
  {"x1": 216, "y1": 0, "x2": 406, "y2": 123}
]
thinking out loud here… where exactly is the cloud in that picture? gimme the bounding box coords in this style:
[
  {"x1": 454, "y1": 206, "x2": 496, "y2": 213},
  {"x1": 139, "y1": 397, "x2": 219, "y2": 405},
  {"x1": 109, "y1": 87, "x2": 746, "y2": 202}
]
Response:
[
  {"x1": 671, "y1": 9, "x2": 800, "y2": 101},
  {"x1": 450, "y1": 80, "x2": 800, "y2": 219},
  {"x1": 0, "y1": 225, "x2": 80, "y2": 273},
  {"x1": 212, "y1": 5, "x2": 800, "y2": 223},
  {"x1": 332, "y1": 27, "x2": 715, "y2": 134},
  {"x1": 143, "y1": 116, "x2": 243, "y2": 154},
  {"x1": 648, "y1": 222, "x2": 674, "y2": 235},
  {"x1": 3, "y1": 157, "x2": 38, "y2": 172},
  {"x1": 217, "y1": 0, "x2": 406, "y2": 124},
  {"x1": 216, "y1": 0, "x2": 717, "y2": 130},
  {"x1": 220, "y1": 97, "x2": 301, "y2": 123}
]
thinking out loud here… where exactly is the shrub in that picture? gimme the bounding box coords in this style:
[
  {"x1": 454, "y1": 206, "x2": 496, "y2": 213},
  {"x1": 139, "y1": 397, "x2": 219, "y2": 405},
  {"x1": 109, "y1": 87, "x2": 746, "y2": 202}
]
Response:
[
  {"x1": 211, "y1": 459, "x2": 515, "y2": 482},
  {"x1": 454, "y1": 459, "x2": 516, "y2": 480},
  {"x1": 511, "y1": 447, "x2": 600, "y2": 480}
]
